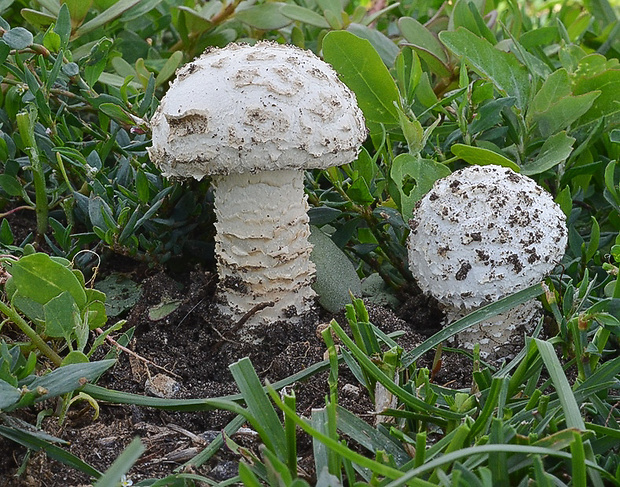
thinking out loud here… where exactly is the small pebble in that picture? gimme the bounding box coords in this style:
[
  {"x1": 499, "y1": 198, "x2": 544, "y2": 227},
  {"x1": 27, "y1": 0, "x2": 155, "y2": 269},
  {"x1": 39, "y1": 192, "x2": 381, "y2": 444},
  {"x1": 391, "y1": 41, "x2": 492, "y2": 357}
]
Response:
[{"x1": 145, "y1": 374, "x2": 180, "y2": 398}]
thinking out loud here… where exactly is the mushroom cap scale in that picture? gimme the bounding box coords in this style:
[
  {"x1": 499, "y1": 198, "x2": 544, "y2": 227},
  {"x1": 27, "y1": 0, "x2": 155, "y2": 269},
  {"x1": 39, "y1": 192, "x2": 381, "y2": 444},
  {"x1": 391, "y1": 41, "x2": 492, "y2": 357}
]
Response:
[
  {"x1": 149, "y1": 42, "x2": 367, "y2": 179},
  {"x1": 407, "y1": 165, "x2": 568, "y2": 310}
]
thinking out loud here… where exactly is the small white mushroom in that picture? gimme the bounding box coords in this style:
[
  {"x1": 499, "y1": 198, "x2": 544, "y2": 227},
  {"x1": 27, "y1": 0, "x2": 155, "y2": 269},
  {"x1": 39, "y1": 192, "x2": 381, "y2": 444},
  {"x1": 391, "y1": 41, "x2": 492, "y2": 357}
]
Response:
[
  {"x1": 148, "y1": 42, "x2": 366, "y2": 326},
  {"x1": 407, "y1": 165, "x2": 568, "y2": 360}
]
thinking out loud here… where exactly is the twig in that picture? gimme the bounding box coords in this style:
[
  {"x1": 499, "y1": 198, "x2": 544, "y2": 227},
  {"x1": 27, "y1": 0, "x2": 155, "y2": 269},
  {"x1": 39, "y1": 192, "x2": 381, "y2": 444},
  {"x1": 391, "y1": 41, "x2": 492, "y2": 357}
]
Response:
[
  {"x1": 230, "y1": 301, "x2": 275, "y2": 334},
  {"x1": 95, "y1": 328, "x2": 182, "y2": 379}
]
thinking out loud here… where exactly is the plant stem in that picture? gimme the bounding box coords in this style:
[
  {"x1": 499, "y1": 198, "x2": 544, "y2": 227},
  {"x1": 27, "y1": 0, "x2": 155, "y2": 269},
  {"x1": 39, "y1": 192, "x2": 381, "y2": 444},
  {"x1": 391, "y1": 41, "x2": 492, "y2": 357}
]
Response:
[
  {"x1": 0, "y1": 300, "x2": 63, "y2": 366},
  {"x1": 16, "y1": 108, "x2": 48, "y2": 242}
]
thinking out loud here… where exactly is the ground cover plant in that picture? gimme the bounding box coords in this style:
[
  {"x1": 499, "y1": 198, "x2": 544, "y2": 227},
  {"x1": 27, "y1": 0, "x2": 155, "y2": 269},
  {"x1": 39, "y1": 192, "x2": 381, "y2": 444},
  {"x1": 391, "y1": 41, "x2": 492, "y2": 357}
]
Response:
[{"x1": 0, "y1": 0, "x2": 619, "y2": 485}]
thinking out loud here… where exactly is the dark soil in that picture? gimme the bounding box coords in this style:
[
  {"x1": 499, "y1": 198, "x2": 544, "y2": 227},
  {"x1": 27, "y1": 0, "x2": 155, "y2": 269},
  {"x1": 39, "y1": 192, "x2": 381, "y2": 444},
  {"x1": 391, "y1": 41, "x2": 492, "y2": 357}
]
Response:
[{"x1": 0, "y1": 260, "x2": 474, "y2": 486}]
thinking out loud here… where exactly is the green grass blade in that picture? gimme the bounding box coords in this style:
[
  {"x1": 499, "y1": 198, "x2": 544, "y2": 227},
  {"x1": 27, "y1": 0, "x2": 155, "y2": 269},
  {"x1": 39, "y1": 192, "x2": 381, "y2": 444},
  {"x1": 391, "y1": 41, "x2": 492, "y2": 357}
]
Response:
[
  {"x1": 336, "y1": 406, "x2": 410, "y2": 466},
  {"x1": 330, "y1": 320, "x2": 463, "y2": 421},
  {"x1": 401, "y1": 284, "x2": 543, "y2": 368},
  {"x1": 180, "y1": 414, "x2": 246, "y2": 469},
  {"x1": 229, "y1": 357, "x2": 287, "y2": 460},
  {"x1": 0, "y1": 424, "x2": 101, "y2": 478},
  {"x1": 94, "y1": 437, "x2": 145, "y2": 487},
  {"x1": 535, "y1": 339, "x2": 604, "y2": 487},
  {"x1": 384, "y1": 444, "x2": 611, "y2": 486},
  {"x1": 267, "y1": 383, "x2": 404, "y2": 481},
  {"x1": 571, "y1": 432, "x2": 587, "y2": 487},
  {"x1": 534, "y1": 339, "x2": 584, "y2": 429}
]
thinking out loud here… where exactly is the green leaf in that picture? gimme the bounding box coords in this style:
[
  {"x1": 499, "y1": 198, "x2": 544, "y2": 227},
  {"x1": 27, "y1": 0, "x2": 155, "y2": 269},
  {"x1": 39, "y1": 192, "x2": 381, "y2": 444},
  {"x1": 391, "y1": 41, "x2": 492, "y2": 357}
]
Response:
[
  {"x1": 8, "y1": 253, "x2": 87, "y2": 308},
  {"x1": 54, "y1": 3, "x2": 71, "y2": 48},
  {"x1": 235, "y1": 3, "x2": 292, "y2": 30},
  {"x1": 440, "y1": 28, "x2": 531, "y2": 110},
  {"x1": 347, "y1": 23, "x2": 400, "y2": 67},
  {"x1": 521, "y1": 131, "x2": 575, "y2": 175},
  {"x1": 528, "y1": 69, "x2": 599, "y2": 137},
  {"x1": 390, "y1": 154, "x2": 451, "y2": 218},
  {"x1": 279, "y1": 4, "x2": 329, "y2": 28},
  {"x1": 61, "y1": 350, "x2": 89, "y2": 365},
  {"x1": 0, "y1": 219, "x2": 14, "y2": 245},
  {"x1": 94, "y1": 438, "x2": 145, "y2": 487},
  {"x1": 399, "y1": 17, "x2": 451, "y2": 78},
  {"x1": 44, "y1": 291, "x2": 79, "y2": 339},
  {"x1": 75, "y1": 0, "x2": 141, "y2": 36},
  {"x1": 99, "y1": 102, "x2": 135, "y2": 125},
  {"x1": 0, "y1": 380, "x2": 21, "y2": 409},
  {"x1": 83, "y1": 37, "x2": 114, "y2": 87},
  {"x1": 555, "y1": 185, "x2": 572, "y2": 218},
  {"x1": 154, "y1": 50, "x2": 183, "y2": 87},
  {"x1": 229, "y1": 357, "x2": 287, "y2": 459},
  {"x1": 0, "y1": 424, "x2": 101, "y2": 478},
  {"x1": 323, "y1": 30, "x2": 400, "y2": 124},
  {"x1": 398, "y1": 17, "x2": 448, "y2": 63},
  {"x1": 26, "y1": 360, "x2": 115, "y2": 404},
  {"x1": 0, "y1": 174, "x2": 24, "y2": 197},
  {"x1": 451, "y1": 144, "x2": 520, "y2": 172},
  {"x1": 401, "y1": 284, "x2": 543, "y2": 368},
  {"x1": 21, "y1": 9, "x2": 56, "y2": 29},
  {"x1": 3, "y1": 27, "x2": 33, "y2": 49},
  {"x1": 62, "y1": 0, "x2": 93, "y2": 27},
  {"x1": 572, "y1": 54, "x2": 620, "y2": 126},
  {"x1": 309, "y1": 226, "x2": 362, "y2": 313}
]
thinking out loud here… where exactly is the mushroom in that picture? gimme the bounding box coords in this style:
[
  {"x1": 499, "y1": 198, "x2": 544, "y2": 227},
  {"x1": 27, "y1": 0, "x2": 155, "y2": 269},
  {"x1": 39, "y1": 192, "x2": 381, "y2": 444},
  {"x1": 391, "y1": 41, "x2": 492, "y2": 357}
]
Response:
[
  {"x1": 148, "y1": 42, "x2": 366, "y2": 326},
  {"x1": 407, "y1": 165, "x2": 568, "y2": 360}
]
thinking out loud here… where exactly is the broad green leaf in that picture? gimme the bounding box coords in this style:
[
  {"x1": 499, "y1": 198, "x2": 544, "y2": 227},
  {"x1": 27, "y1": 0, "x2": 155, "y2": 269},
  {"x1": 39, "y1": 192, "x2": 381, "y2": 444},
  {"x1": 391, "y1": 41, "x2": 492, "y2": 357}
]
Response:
[
  {"x1": 521, "y1": 131, "x2": 575, "y2": 175},
  {"x1": 530, "y1": 92, "x2": 600, "y2": 137},
  {"x1": 451, "y1": 144, "x2": 520, "y2": 172},
  {"x1": 450, "y1": 0, "x2": 496, "y2": 45},
  {"x1": 399, "y1": 17, "x2": 448, "y2": 64},
  {"x1": 440, "y1": 28, "x2": 531, "y2": 110},
  {"x1": 235, "y1": 3, "x2": 292, "y2": 30},
  {"x1": 54, "y1": 3, "x2": 71, "y2": 48},
  {"x1": 347, "y1": 23, "x2": 400, "y2": 67},
  {"x1": 26, "y1": 360, "x2": 115, "y2": 403},
  {"x1": 316, "y1": 0, "x2": 341, "y2": 16},
  {"x1": 83, "y1": 37, "x2": 114, "y2": 87},
  {"x1": 572, "y1": 54, "x2": 620, "y2": 126},
  {"x1": 75, "y1": 0, "x2": 141, "y2": 36},
  {"x1": 0, "y1": 219, "x2": 14, "y2": 245},
  {"x1": 528, "y1": 68, "x2": 600, "y2": 137},
  {"x1": 61, "y1": 0, "x2": 92, "y2": 28},
  {"x1": 3, "y1": 27, "x2": 33, "y2": 49},
  {"x1": 8, "y1": 253, "x2": 87, "y2": 308},
  {"x1": 21, "y1": 9, "x2": 56, "y2": 29},
  {"x1": 61, "y1": 350, "x2": 89, "y2": 365},
  {"x1": 323, "y1": 30, "x2": 400, "y2": 124},
  {"x1": 309, "y1": 226, "x2": 362, "y2": 313},
  {"x1": 279, "y1": 4, "x2": 329, "y2": 28},
  {"x1": 44, "y1": 291, "x2": 79, "y2": 339},
  {"x1": 0, "y1": 380, "x2": 21, "y2": 409},
  {"x1": 399, "y1": 17, "x2": 452, "y2": 78},
  {"x1": 391, "y1": 154, "x2": 451, "y2": 218},
  {"x1": 154, "y1": 50, "x2": 183, "y2": 87},
  {"x1": 34, "y1": 0, "x2": 61, "y2": 16},
  {"x1": 0, "y1": 174, "x2": 24, "y2": 197}
]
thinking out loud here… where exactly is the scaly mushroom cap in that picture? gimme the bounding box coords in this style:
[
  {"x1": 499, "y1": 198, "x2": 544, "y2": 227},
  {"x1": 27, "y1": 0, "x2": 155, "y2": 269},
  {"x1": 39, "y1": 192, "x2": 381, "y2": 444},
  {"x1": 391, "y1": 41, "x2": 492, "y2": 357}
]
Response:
[
  {"x1": 407, "y1": 165, "x2": 568, "y2": 309},
  {"x1": 148, "y1": 42, "x2": 366, "y2": 178}
]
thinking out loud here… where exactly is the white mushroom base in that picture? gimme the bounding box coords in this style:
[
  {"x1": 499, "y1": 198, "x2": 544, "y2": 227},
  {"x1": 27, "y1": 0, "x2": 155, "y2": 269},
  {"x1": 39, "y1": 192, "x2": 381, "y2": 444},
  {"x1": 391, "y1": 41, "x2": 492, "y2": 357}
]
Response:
[
  {"x1": 445, "y1": 300, "x2": 542, "y2": 362},
  {"x1": 213, "y1": 169, "x2": 317, "y2": 327}
]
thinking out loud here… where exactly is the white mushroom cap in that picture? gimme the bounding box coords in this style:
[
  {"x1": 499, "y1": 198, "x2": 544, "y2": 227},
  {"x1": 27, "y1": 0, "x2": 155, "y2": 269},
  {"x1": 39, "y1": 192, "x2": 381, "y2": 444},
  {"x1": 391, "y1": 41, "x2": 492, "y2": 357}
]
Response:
[
  {"x1": 407, "y1": 165, "x2": 568, "y2": 310},
  {"x1": 148, "y1": 42, "x2": 366, "y2": 178}
]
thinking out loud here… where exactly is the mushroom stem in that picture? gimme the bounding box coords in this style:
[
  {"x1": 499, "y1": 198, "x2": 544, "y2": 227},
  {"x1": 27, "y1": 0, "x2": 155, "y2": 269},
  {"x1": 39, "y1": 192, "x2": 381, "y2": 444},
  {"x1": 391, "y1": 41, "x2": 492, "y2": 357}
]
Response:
[
  {"x1": 445, "y1": 300, "x2": 543, "y2": 361},
  {"x1": 213, "y1": 169, "x2": 317, "y2": 325}
]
